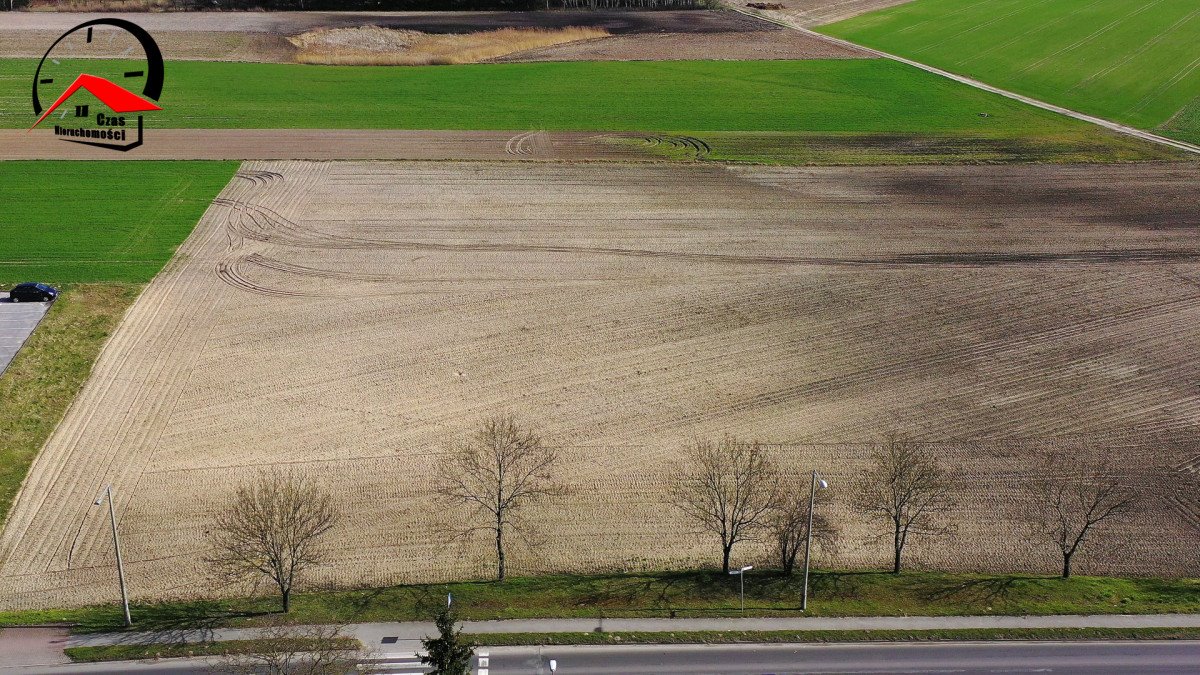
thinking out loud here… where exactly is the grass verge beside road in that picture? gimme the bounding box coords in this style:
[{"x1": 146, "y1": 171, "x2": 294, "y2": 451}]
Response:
[
  {"x1": 0, "y1": 284, "x2": 140, "y2": 527},
  {"x1": 64, "y1": 637, "x2": 362, "y2": 663},
  {"x1": 3, "y1": 571, "x2": 1198, "y2": 634},
  {"x1": 472, "y1": 627, "x2": 1200, "y2": 646}
]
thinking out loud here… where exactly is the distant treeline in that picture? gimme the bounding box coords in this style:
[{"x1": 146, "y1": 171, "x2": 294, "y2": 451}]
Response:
[{"x1": 17, "y1": 0, "x2": 716, "y2": 10}]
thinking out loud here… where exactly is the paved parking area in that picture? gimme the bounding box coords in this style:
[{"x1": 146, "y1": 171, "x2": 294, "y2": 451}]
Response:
[{"x1": 0, "y1": 292, "x2": 51, "y2": 376}]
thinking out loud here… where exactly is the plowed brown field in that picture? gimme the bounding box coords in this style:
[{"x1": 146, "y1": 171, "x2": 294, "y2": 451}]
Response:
[
  {"x1": 0, "y1": 9, "x2": 840, "y2": 62},
  {"x1": 3, "y1": 161, "x2": 1200, "y2": 609}
]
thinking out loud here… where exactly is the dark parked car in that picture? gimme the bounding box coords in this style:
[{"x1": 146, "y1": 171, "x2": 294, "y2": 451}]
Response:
[{"x1": 7, "y1": 282, "x2": 58, "y2": 303}]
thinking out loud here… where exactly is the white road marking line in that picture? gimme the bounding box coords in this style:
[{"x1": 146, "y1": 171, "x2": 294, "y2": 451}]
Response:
[
  {"x1": 478, "y1": 650, "x2": 489, "y2": 657},
  {"x1": 478, "y1": 669, "x2": 488, "y2": 675},
  {"x1": 479, "y1": 657, "x2": 489, "y2": 667}
]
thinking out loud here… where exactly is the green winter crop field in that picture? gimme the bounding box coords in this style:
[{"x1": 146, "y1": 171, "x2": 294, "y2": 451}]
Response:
[
  {"x1": 0, "y1": 161, "x2": 236, "y2": 285},
  {"x1": 820, "y1": 0, "x2": 1200, "y2": 144},
  {"x1": 0, "y1": 58, "x2": 1131, "y2": 136},
  {"x1": 1, "y1": 58, "x2": 1174, "y2": 162}
]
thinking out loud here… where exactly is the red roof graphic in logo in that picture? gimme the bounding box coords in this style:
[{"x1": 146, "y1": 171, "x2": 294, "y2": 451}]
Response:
[{"x1": 29, "y1": 73, "x2": 161, "y2": 130}]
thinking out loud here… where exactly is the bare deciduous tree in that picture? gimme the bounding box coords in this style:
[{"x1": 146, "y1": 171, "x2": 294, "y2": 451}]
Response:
[
  {"x1": 434, "y1": 414, "x2": 563, "y2": 582},
  {"x1": 224, "y1": 620, "x2": 362, "y2": 675},
  {"x1": 854, "y1": 435, "x2": 954, "y2": 574},
  {"x1": 669, "y1": 436, "x2": 778, "y2": 573},
  {"x1": 1030, "y1": 455, "x2": 1137, "y2": 579},
  {"x1": 207, "y1": 469, "x2": 339, "y2": 613},
  {"x1": 769, "y1": 482, "x2": 837, "y2": 575}
]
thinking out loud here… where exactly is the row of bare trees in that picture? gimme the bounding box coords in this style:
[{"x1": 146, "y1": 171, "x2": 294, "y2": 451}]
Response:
[
  {"x1": 203, "y1": 418, "x2": 1139, "y2": 617},
  {"x1": 669, "y1": 434, "x2": 1138, "y2": 579},
  {"x1": 205, "y1": 414, "x2": 563, "y2": 612}
]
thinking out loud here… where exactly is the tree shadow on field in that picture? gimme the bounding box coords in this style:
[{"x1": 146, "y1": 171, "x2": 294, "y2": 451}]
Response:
[
  {"x1": 802, "y1": 570, "x2": 870, "y2": 602},
  {"x1": 572, "y1": 571, "x2": 808, "y2": 618},
  {"x1": 900, "y1": 574, "x2": 1036, "y2": 609},
  {"x1": 76, "y1": 600, "x2": 271, "y2": 643}
]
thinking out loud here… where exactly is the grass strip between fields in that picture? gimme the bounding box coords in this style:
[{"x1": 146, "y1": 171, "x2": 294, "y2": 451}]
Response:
[
  {"x1": 470, "y1": 627, "x2": 1200, "y2": 646},
  {"x1": 0, "y1": 284, "x2": 141, "y2": 527},
  {"x1": 63, "y1": 637, "x2": 362, "y2": 663},
  {"x1": 3, "y1": 571, "x2": 1199, "y2": 635}
]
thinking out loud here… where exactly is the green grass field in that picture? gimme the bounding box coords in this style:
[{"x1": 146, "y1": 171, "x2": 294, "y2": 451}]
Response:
[
  {"x1": 0, "y1": 58, "x2": 1117, "y2": 136},
  {"x1": 820, "y1": 0, "x2": 1200, "y2": 144},
  {"x1": 0, "y1": 161, "x2": 237, "y2": 285}
]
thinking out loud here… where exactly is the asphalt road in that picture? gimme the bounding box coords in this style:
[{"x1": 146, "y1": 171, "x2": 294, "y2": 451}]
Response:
[
  {"x1": 0, "y1": 292, "x2": 51, "y2": 376},
  {"x1": 15, "y1": 641, "x2": 1200, "y2": 674}
]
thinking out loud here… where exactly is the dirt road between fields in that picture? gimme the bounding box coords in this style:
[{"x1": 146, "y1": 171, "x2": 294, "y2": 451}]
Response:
[
  {"x1": 2, "y1": 161, "x2": 1199, "y2": 610},
  {"x1": 0, "y1": 129, "x2": 660, "y2": 161}
]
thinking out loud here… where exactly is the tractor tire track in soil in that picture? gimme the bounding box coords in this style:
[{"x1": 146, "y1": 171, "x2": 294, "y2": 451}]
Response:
[
  {"x1": 0, "y1": 130, "x2": 653, "y2": 162},
  {"x1": 3, "y1": 160, "x2": 1200, "y2": 609}
]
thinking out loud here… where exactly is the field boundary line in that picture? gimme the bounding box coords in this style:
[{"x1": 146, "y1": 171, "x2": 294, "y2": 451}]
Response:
[{"x1": 731, "y1": 6, "x2": 1200, "y2": 157}]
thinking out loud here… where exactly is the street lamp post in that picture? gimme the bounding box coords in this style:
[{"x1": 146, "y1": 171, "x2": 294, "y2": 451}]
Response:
[
  {"x1": 729, "y1": 565, "x2": 753, "y2": 615},
  {"x1": 801, "y1": 471, "x2": 829, "y2": 612},
  {"x1": 94, "y1": 485, "x2": 131, "y2": 627}
]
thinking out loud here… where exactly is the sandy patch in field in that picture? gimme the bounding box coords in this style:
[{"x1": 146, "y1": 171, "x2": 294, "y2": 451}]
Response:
[
  {"x1": 290, "y1": 25, "x2": 610, "y2": 66},
  {"x1": 2, "y1": 161, "x2": 1199, "y2": 609},
  {"x1": 496, "y1": 29, "x2": 867, "y2": 62}
]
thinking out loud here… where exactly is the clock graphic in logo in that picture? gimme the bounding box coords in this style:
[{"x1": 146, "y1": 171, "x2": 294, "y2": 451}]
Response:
[{"x1": 30, "y1": 18, "x2": 164, "y2": 151}]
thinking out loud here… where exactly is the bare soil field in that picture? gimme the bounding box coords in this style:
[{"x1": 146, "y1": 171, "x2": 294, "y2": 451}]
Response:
[
  {"x1": 2, "y1": 161, "x2": 1200, "y2": 609},
  {"x1": 0, "y1": 9, "x2": 824, "y2": 62},
  {"x1": 0, "y1": 10, "x2": 767, "y2": 34},
  {"x1": 739, "y1": 0, "x2": 917, "y2": 28}
]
